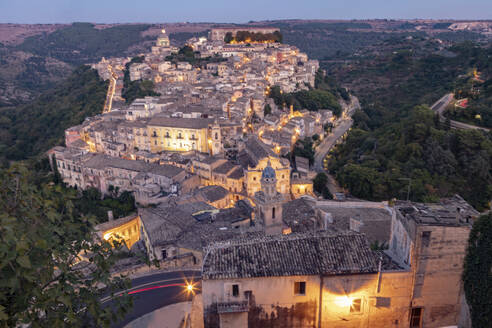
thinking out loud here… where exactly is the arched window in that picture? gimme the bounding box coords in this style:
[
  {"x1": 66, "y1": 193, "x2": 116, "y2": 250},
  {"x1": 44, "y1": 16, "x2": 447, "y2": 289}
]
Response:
[
  {"x1": 272, "y1": 207, "x2": 276, "y2": 219},
  {"x1": 215, "y1": 132, "x2": 218, "y2": 140}
]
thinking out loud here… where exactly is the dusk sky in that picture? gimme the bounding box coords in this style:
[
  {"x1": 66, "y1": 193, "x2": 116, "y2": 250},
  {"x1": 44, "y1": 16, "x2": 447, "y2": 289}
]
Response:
[{"x1": 1, "y1": 0, "x2": 491, "y2": 23}]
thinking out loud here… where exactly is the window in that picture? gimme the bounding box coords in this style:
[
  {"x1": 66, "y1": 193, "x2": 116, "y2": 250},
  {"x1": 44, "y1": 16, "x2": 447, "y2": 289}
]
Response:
[
  {"x1": 421, "y1": 231, "x2": 431, "y2": 247},
  {"x1": 215, "y1": 132, "x2": 219, "y2": 140},
  {"x1": 161, "y1": 249, "x2": 167, "y2": 259},
  {"x1": 153, "y1": 131, "x2": 157, "y2": 137},
  {"x1": 165, "y1": 131, "x2": 170, "y2": 138},
  {"x1": 232, "y1": 284, "x2": 239, "y2": 297},
  {"x1": 294, "y1": 281, "x2": 306, "y2": 295},
  {"x1": 350, "y1": 298, "x2": 362, "y2": 313},
  {"x1": 178, "y1": 132, "x2": 182, "y2": 139},
  {"x1": 410, "y1": 307, "x2": 423, "y2": 328},
  {"x1": 272, "y1": 207, "x2": 276, "y2": 219}
]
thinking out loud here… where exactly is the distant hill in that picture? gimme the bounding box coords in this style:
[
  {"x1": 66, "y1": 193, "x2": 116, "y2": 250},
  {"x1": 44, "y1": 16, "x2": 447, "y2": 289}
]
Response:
[
  {"x1": 0, "y1": 23, "x2": 154, "y2": 106},
  {"x1": 326, "y1": 42, "x2": 492, "y2": 210},
  {"x1": 0, "y1": 20, "x2": 490, "y2": 107},
  {"x1": 0, "y1": 66, "x2": 107, "y2": 163}
]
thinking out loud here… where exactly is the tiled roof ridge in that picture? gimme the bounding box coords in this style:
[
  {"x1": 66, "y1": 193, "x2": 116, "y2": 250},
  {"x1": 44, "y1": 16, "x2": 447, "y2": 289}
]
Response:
[{"x1": 206, "y1": 230, "x2": 360, "y2": 250}]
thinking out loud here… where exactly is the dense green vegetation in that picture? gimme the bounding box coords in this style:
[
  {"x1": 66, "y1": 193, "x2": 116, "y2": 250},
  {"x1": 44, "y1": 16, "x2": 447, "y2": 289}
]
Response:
[
  {"x1": 122, "y1": 56, "x2": 160, "y2": 104},
  {"x1": 16, "y1": 23, "x2": 152, "y2": 65},
  {"x1": 164, "y1": 45, "x2": 226, "y2": 68},
  {"x1": 0, "y1": 164, "x2": 133, "y2": 327},
  {"x1": 291, "y1": 137, "x2": 315, "y2": 165},
  {"x1": 0, "y1": 23, "x2": 153, "y2": 107},
  {"x1": 47, "y1": 156, "x2": 136, "y2": 222},
  {"x1": 224, "y1": 30, "x2": 282, "y2": 43},
  {"x1": 273, "y1": 21, "x2": 423, "y2": 60},
  {"x1": 268, "y1": 71, "x2": 342, "y2": 116},
  {"x1": 169, "y1": 31, "x2": 208, "y2": 45},
  {"x1": 327, "y1": 42, "x2": 492, "y2": 210},
  {"x1": 463, "y1": 213, "x2": 492, "y2": 327},
  {"x1": 447, "y1": 75, "x2": 492, "y2": 128},
  {"x1": 0, "y1": 66, "x2": 107, "y2": 163},
  {"x1": 313, "y1": 172, "x2": 333, "y2": 199}
]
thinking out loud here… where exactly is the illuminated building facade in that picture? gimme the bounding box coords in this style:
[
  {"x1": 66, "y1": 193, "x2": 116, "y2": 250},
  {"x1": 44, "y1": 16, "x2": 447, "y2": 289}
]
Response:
[
  {"x1": 201, "y1": 196, "x2": 478, "y2": 328},
  {"x1": 96, "y1": 214, "x2": 141, "y2": 249},
  {"x1": 147, "y1": 117, "x2": 222, "y2": 155}
]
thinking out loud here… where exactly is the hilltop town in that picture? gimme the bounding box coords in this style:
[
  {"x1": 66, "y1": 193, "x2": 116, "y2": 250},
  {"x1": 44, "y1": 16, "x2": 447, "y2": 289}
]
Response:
[{"x1": 5, "y1": 25, "x2": 475, "y2": 328}]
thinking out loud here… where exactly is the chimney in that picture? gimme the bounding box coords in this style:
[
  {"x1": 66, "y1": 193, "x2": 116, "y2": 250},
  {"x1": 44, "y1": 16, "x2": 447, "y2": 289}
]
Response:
[{"x1": 107, "y1": 210, "x2": 114, "y2": 221}]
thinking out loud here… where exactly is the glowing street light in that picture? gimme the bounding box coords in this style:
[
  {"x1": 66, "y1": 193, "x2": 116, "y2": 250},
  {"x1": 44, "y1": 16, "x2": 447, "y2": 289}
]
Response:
[{"x1": 335, "y1": 295, "x2": 353, "y2": 307}]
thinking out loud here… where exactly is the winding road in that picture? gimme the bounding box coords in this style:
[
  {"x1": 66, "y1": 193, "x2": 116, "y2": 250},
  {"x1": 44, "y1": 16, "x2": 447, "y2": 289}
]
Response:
[
  {"x1": 431, "y1": 93, "x2": 490, "y2": 132},
  {"x1": 104, "y1": 270, "x2": 201, "y2": 327},
  {"x1": 313, "y1": 95, "x2": 360, "y2": 173}
]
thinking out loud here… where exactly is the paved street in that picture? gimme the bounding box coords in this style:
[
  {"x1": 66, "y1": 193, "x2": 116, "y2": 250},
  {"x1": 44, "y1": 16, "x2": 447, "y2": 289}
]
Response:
[
  {"x1": 313, "y1": 95, "x2": 360, "y2": 173},
  {"x1": 104, "y1": 270, "x2": 201, "y2": 328},
  {"x1": 431, "y1": 93, "x2": 490, "y2": 132}
]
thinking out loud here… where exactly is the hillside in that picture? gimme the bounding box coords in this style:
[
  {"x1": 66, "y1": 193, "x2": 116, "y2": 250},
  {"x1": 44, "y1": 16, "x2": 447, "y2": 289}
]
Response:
[
  {"x1": 327, "y1": 42, "x2": 492, "y2": 210},
  {"x1": 1, "y1": 20, "x2": 490, "y2": 107},
  {"x1": 0, "y1": 66, "x2": 107, "y2": 164},
  {"x1": 0, "y1": 23, "x2": 154, "y2": 106}
]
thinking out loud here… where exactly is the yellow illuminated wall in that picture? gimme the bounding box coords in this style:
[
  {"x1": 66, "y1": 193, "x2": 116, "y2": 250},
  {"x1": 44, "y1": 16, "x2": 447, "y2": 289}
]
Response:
[
  {"x1": 102, "y1": 216, "x2": 141, "y2": 249},
  {"x1": 148, "y1": 126, "x2": 209, "y2": 153}
]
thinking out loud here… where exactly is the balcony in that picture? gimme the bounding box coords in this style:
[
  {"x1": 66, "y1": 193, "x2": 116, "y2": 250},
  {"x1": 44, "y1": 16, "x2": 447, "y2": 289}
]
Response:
[{"x1": 217, "y1": 301, "x2": 249, "y2": 314}]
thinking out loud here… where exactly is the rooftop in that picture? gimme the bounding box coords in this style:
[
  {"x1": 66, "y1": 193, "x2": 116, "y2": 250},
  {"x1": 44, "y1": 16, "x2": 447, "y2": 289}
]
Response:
[
  {"x1": 148, "y1": 116, "x2": 215, "y2": 129},
  {"x1": 203, "y1": 231, "x2": 380, "y2": 280},
  {"x1": 395, "y1": 195, "x2": 478, "y2": 227}
]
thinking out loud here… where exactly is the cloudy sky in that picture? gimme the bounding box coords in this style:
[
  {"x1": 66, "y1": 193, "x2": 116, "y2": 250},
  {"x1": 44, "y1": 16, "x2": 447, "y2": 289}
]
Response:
[{"x1": 0, "y1": 0, "x2": 490, "y2": 23}]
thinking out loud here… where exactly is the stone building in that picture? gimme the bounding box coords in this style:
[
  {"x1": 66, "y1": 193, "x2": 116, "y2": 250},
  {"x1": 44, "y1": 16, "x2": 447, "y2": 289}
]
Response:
[
  {"x1": 201, "y1": 196, "x2": 478, "y2": 328},
  {"x1": 254, "y1": 162, "x2": 285, "y2": 235},
  {"x1": 237, "y1": 137, "x2": 290, "y2": 197},
  {"x1": 148, "y1": 117, "x2": 222, "y2": 155}
]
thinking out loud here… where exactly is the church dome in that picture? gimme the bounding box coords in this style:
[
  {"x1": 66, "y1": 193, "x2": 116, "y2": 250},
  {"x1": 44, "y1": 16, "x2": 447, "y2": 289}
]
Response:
[{"x1": 262, "y1": 162, "x2": 276, "y2": 179}]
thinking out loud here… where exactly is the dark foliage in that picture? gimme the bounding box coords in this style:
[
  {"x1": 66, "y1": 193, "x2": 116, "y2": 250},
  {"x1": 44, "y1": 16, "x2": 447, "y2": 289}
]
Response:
[
  {"x1": 0, "y1": 66, "x2": 108, "y2": 162},
  {"x1": 122, "y1": 56, "x2": 160, "y2": 104},
  {"x1": 463, "y1": 213, "x2": 492, "y2": 327},
  {"x1": 165, "y1": 46, "x2": 226, "y2": 68},
  {"x1": 269, "y1": 84, "x2": 341, "y2": 116},
  {"x1": 16, "y1": 23, "x2": 153, "y2": 65},
  {"x1": 313, "y1": 172, "x2": 333, "y2": 199},
  {"x1": 327, "y1": 42, "x2": 492, "y2": 210}
]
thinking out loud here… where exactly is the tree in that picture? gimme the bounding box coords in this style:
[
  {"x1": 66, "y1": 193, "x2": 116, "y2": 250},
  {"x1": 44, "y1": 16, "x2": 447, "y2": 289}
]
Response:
[
  {"x1": 224, "y1": 32, "x2": 233, "y2": 43},
  {"x1": 178, "y1": 45, "x2": 194, "y2": 58},
  {"x1": 463, "y1": 213, "x2": 492, "y2": 328},
  {"x1": 313, "y1": 172, "x2": 328, "y2": 194},
  {"x1": 0, "y1": 165, "x2": 133, "y2": 327}
]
